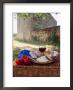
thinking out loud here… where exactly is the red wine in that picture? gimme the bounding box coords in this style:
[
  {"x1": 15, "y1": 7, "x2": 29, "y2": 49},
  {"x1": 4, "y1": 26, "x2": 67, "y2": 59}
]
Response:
[{"x1": 39, "y1": 48, "x2": 46, "y2": 52}]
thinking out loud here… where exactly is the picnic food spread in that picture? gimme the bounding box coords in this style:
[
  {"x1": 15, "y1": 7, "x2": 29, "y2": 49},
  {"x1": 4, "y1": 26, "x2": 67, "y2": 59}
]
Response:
[{"x1": 15, "y1": 48, "x2": 59, "y2": 65}]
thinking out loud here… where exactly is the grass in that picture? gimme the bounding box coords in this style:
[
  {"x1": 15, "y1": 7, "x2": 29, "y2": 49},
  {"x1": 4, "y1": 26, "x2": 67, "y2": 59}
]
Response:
[
  {"x1": 15, "y1": 39, "x2": 60, "y2": 51},
  {"x1": 13, "y1": 48, "x2": 21, "y2": 60},
  {"x1": 15, "y1": 38, "x2": 51, "y2": 46}
]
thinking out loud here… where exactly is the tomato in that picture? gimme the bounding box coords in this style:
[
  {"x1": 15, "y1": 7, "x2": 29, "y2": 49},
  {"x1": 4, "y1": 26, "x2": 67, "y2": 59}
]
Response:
[
  {"x1": 22, "y1": 55, "x2": 28, "y2": 60},
  {"x1": 16, "y1": 55, "x2": 33, "y2": 65},
  {"x1": 22, "y1": 55, "x2": 32, "y2": 65},
  {"x1": 16, "y1": 58, "x2": 24, "y2": 65}
]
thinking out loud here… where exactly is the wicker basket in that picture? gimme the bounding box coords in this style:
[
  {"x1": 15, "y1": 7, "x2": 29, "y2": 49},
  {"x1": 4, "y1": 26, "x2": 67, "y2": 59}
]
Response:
[{"x1": 13, "y1": 57, "x2": 60, "y2": 77}]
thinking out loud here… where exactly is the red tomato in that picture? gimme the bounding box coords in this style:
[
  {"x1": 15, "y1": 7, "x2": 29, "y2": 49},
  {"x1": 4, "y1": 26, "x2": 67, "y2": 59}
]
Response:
[
  {"x1": 16, "y1": 56, "x2": 33, "y2": 65},
  {"x1": 22, "y1": 55, "x2": 32, "y2": 65},
  {"x1": 22, "y1": 55, "x2": 28, "y2": 59},
  {"x1": 16, "y1": 58, "x2": 24, "y2": 65}
]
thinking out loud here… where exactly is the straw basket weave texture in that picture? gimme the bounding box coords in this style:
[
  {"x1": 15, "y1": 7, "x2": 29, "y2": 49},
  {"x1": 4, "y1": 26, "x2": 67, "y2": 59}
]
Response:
[{"x1": 13, "y1": 57, "x2": 60, "y2": 77}]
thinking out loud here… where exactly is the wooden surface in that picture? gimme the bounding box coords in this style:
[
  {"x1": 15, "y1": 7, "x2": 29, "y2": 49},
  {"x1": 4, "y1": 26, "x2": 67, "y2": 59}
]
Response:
[{"x1": 13, "y1": 58, "x2": 60, "y2": 77}]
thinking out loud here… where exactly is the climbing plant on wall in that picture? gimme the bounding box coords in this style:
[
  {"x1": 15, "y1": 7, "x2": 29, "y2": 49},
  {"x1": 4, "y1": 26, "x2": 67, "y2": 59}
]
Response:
[{"x1": 48, "y1": 31, "x2": 60, "y2": 47}]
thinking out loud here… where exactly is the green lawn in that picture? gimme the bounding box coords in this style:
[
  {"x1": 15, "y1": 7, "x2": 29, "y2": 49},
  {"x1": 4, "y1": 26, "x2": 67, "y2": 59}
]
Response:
[{"x1": 13, "y1": 48, "x2": 21, "y2": 60}]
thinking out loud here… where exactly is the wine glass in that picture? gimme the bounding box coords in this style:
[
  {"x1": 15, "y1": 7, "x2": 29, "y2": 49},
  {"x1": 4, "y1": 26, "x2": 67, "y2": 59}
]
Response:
[{"x1": 39, "y1": 46, "x2": 46, "y2": 55}]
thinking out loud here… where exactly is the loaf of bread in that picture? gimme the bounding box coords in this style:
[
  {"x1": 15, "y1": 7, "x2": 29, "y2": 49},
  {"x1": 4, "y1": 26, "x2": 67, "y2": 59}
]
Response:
[{"x1": 36, "y1": 56, "x2": 49, "y2": 63}]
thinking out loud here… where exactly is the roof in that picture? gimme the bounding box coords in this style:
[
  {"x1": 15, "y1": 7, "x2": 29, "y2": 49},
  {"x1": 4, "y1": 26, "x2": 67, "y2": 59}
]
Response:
[{"x1": 33, "y1": 13, "x2": 57, "y2": 29}]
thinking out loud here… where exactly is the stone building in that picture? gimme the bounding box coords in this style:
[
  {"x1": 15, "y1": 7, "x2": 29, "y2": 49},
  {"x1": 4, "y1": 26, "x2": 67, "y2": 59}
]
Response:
[{"x1": 16, "y1": 13, "x2": 59, "y2": 41}]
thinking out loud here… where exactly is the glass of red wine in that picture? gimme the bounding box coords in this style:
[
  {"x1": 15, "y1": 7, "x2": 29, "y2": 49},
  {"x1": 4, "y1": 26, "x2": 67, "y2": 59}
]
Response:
[{"x1": 39, "y1": 46, "x2": 46, "y2": 53}]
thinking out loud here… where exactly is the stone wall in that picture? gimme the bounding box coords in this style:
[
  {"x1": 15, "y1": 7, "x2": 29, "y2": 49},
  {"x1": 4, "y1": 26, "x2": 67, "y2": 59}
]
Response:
[{"x1": 31, "y1": 26, "x2": 60, "y2": 42}]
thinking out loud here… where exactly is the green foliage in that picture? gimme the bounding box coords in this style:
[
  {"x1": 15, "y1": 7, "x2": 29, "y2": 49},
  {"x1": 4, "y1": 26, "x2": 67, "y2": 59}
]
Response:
[
  {"x1": 33, "y1": 13, "x2": 49, "y2": 20},
  {"x1": 13, "y1": 48, "x2": 21, "y2": 60},
  {"x1": 49, "y1": 31, "x2": 57, "y2": 43},
  {"x1": 32, "y1": 36, "x2": 42, "y2": 44},
  {"x1": 48, "y1": 31, "x2": 60, "y2": 49},
  {"x1": 32, "y1": 36, "x2": 38, "y2": 41},
  {"x1": 17, "y1": 13, "x2": 32, "y2": 19},
  {"x1": 17, "y1": 13, "x2": 49, "y2": 20}
]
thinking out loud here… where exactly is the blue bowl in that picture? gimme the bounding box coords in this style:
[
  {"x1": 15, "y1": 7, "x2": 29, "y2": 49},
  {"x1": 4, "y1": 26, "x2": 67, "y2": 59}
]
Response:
[{"x1": 18, "y1": 49, "x2": 31, "y2": 59}]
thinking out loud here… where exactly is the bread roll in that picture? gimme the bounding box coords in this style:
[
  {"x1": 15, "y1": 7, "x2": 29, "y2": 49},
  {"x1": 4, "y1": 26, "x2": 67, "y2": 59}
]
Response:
[{"x1": 36, "y1": 56, "x2": 49, "y2": 63}]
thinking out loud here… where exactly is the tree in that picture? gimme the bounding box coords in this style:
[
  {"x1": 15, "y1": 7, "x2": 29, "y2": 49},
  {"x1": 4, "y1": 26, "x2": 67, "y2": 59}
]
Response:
[{"x1": 17, "y1": 13, "x2": 50, "y2": 20}]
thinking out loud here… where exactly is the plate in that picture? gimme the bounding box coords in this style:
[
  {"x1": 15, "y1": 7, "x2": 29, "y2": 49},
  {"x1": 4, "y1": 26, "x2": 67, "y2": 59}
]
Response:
[{"x1": 32, "y1": 57, "x2": 55, "y2": 64}]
